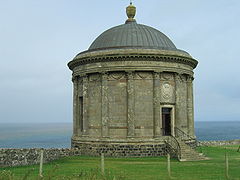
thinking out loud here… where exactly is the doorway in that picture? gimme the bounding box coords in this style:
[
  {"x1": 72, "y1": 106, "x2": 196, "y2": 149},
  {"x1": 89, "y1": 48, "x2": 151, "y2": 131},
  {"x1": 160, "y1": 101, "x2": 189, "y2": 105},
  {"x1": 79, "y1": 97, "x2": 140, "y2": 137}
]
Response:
[{"x1": 162, "y1": 108, "x2": 172, "y2": 136}]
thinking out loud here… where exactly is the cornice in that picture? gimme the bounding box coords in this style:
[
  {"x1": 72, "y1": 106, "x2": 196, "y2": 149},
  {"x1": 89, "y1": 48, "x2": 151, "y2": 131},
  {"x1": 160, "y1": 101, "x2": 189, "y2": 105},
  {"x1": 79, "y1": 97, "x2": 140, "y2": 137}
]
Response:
[{"x1": 68, "y1": 49, "x2": 198, "y2": 70}]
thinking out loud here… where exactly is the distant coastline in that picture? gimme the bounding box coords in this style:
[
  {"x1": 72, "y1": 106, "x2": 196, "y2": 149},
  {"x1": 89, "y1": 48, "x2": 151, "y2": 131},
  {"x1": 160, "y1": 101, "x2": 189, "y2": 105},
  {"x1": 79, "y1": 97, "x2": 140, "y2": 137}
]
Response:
[{"x1": 0, "y1": 121, "x2": 239, "y2": 148}]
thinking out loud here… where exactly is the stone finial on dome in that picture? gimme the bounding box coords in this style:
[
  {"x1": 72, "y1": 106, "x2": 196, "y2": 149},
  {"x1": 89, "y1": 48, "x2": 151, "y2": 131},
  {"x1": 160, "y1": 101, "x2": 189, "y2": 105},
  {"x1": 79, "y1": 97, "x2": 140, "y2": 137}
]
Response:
[{"x1": 125, "y1": 2, "x2": 136, "y2": 24}]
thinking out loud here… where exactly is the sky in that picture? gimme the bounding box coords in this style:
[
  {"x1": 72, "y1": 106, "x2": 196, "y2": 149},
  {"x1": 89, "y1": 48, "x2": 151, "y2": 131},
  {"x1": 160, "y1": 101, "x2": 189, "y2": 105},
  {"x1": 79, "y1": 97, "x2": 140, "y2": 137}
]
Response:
[{"x1": 0, "y1": 0, "x2": 239, "y2": 123}]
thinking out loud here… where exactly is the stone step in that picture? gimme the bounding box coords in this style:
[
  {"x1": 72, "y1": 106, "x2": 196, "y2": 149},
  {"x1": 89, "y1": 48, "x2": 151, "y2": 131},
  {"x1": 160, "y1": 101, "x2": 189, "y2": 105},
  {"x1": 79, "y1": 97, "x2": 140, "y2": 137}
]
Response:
[
  {"x1": 166, "y1": 137, "x2": 209, "y2": 161},
  {"x1": 175, "y1": 138, "x2": 209, "y2": 161}
]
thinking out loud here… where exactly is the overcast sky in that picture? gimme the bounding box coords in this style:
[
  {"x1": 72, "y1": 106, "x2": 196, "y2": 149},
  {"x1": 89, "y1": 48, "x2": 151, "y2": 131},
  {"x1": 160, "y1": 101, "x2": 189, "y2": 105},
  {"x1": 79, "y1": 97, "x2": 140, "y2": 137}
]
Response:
[{"x1": 0, "y1": 0, "x2": 239, "y2": 123}]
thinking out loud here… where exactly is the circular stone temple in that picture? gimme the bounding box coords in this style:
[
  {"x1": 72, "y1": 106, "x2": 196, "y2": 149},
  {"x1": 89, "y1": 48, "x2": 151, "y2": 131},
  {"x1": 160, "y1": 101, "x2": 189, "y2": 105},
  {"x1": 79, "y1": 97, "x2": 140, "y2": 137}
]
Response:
[{"x1": 68, "y1": 3, "x2": 198, "y2": 157}]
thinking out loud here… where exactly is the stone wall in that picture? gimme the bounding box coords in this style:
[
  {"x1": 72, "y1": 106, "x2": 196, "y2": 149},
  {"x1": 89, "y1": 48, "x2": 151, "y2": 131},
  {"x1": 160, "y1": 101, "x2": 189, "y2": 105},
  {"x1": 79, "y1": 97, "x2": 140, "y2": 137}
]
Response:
[
  {"x1": 0, "y1": 142, "x2": 167, "y2": 168},
  {"x1": 72, "y1": 141, "x2": 167, "y2": 157},
  {"x1": 0, "y1": 148, "x2": 81, "y2": 168},
  {"x1": 1, "y1": 140, "x2": 239, "y2": 168}
]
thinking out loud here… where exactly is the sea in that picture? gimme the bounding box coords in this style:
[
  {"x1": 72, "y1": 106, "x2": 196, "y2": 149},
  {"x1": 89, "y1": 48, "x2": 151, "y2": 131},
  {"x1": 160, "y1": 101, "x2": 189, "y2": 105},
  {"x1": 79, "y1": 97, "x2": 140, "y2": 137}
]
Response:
[{"x1": 0, "y1": 121, "x2": 239, "y2": 149}]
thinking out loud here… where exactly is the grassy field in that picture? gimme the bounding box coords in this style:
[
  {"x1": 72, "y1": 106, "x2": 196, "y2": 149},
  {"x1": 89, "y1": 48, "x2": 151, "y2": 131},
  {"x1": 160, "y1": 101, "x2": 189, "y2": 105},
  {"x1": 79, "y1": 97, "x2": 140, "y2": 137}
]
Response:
[{"x1": 1, "y1": 145, "x2": 240, "y2": 180}]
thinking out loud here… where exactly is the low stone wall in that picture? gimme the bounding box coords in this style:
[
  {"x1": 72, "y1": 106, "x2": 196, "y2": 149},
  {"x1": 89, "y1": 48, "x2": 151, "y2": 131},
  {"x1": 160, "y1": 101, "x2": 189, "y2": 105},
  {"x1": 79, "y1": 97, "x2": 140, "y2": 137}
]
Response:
[
  {"x1": 199, "y1": 139, "x2": 240, "y2": 146},
  {"x1": 2, "y1": 139, "x2": 239, "y2": 168},
  {"x1": 0, "y1": 148, "x2": 81, "y2": 168},
  {"x1": 0, "y1": 143, "x2": 167, "y2": 168},
  {"x1": 72, "y1": 141, "x2": 167, "y2": 157}
]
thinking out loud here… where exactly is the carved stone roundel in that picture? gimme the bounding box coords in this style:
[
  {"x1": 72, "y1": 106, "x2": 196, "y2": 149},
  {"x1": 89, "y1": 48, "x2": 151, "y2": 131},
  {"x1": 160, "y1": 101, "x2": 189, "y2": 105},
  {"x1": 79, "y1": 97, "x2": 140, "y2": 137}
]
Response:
[{"x1": 162, "y1": 82, "x2": 172, "y2": 100}]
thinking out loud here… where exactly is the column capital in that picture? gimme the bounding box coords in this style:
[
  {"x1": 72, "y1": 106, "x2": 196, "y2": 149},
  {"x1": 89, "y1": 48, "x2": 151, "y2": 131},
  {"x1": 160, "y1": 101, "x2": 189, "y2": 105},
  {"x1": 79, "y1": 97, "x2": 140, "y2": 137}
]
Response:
[
  {"x1": 72, "y1": 75, "x2": 79, "y2": 83},
  {"x1": 126, "y1": 71, "x2": 135, "y2": 79},
  {"x1": 186, "y1": 75, "x2": 194, "y2": 82},
  {"x1": 175, "y1": 73, "x2": 187, "y2": 83},
  {"x1": 101, "y1": 71, "x2": 109, "y2": 80},
  {"x1": 153, "y1": 71, "x2": 161, "y2": 79}
]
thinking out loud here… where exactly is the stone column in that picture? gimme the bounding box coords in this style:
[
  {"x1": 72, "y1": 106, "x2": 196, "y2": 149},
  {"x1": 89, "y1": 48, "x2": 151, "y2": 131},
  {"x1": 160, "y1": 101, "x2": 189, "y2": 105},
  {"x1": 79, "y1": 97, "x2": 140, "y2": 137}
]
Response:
[
  {"x1": 127, "y1": 71, "x2": 135, "y2": 137},
  {"x1": 101, "y1": 72, "x2": 109, "y2": 138},
  {"x1": 174, "y1": 73, "x2": 182, "y2": 131},
  {"x1": 187, "y1": 75, "x2": 195, "y2": 137},
  {"x1": 153, "y1": 72, "x2": 161, "y2": 137},
  {"x1": 72, "y1": 76, "x2": 78, "y2": 136},
  {"x1": 82, "y1": 75, "x2": 89, "y2": 136},
  {"x1": 175, "y1": 73, "x2": 188, "y2": 136}
]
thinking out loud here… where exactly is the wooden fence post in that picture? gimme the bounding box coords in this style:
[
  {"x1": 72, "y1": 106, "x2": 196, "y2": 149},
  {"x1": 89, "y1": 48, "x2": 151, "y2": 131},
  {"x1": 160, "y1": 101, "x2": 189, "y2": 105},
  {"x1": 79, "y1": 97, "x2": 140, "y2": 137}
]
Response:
[
  {"x1": 167, "y1": 153, "x2": 171, "y2": 179},
  {"x1": 225, "y1": 151, "x2": 229, "y2": 179},
  {"x1": 101, "y1": 153, "x2": 105, "y2": 175},
  {"x1": 39, "y1": 149, "x2": 44, "y2": 177}
]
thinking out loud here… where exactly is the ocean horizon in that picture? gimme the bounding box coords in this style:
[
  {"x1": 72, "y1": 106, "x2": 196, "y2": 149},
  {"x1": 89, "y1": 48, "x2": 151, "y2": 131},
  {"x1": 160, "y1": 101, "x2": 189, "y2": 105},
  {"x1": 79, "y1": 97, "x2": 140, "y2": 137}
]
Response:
[{"x1": 0, "y1": 121, "x2": 239, "y2": 149}]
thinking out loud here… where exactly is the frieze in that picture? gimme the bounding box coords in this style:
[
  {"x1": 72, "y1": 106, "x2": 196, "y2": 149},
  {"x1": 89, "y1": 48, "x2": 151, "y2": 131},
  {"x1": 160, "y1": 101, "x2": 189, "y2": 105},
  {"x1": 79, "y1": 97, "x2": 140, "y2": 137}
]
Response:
[
  {"x1": 136, "y1": 72, "x2": 152, "y2": 79},
  {"x1": 89, "y1": 73, "x2": 101, "y2": 82},
  {"x1": 68, "y1": 54, "x2": 198, "y2": 70},
  {"x1": 109, "y1": 72, "x2": 125, "y2": 80},
  {"x1": 72, "y1": 62, "x2": 194, "y2": 78},
  {"x1": 161, "y1": 73, "x2": 174, "y2": 81}
]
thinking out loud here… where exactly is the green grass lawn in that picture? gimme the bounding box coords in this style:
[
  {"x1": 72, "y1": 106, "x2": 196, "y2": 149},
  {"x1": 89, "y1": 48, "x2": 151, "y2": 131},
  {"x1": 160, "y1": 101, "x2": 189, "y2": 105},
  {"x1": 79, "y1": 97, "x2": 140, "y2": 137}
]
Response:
[{"x1": 1, "y1": 145, "x2": 240, "y2": 180}]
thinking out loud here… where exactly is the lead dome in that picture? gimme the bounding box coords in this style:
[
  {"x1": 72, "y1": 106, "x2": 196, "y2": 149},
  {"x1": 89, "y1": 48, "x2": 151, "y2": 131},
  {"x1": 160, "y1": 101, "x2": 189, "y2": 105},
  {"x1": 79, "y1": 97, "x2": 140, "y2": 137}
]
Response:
[{"x1": 89, "y1": 22, "x2": 183, "y2": 53}]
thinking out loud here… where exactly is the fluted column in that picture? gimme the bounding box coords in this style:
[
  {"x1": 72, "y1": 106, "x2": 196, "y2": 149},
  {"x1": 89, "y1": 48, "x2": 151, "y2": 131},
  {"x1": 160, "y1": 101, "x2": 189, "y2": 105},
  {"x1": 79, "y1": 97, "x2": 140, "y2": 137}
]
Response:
[
  {"x1": 127, "y1": 71, "x2": 135, "y2": 137},
  {"x1": 187, "y1": 75, "x2": 195, "y2": 137},
  {"x1": 101, "y1": 72, "x2": 109, "y2": 138},
  {"x1": 153, "y1": 72, "x2": 161, "y2": 137},
  {"x1": 82, "y1": 75, "x2": 89, "y2": 136},
  {"x1": 72, "y1": 76, "x2": 78, "y2": 136}
]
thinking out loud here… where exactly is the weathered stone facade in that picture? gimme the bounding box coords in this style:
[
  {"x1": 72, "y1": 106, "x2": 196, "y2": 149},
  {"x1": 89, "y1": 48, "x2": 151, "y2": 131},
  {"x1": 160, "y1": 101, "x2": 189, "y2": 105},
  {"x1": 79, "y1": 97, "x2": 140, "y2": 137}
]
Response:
[{"x1": 68, "y1": 4, "x2": 198, "y2": 157}]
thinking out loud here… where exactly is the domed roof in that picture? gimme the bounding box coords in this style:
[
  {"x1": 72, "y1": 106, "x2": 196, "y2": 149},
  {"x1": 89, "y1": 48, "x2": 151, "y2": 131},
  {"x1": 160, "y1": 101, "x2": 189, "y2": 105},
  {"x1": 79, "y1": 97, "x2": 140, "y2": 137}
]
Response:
[
  {"x1": 86, "y1": 3, "x2": 188, "y2": 55},
  {"x1": 68, "y1": 3, "x2": 198, "y2": 70},
  {"x1": 89, "y1": 22, "x2": 178, "y2": 51}
]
